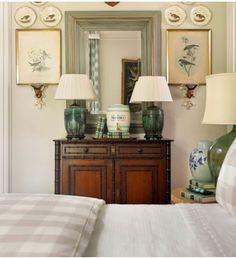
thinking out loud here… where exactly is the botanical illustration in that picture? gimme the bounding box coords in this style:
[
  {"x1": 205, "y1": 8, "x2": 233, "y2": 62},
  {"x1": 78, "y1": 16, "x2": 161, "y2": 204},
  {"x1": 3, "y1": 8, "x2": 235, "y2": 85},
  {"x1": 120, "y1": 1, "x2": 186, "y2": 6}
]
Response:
[
  {"x1": 178, "y1": 36, "x2": 199, "y2": 77},
  {"x1": 28, "y1": 48, "x2": 51, "y2": 72}
]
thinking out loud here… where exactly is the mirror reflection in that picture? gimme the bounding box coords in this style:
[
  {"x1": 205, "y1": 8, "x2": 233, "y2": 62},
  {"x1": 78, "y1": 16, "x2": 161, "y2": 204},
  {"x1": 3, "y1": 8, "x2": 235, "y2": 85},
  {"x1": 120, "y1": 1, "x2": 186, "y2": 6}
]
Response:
[
  {"x1": 65, "y1": 10, "x2": 161, "y2": 133},
  {"x1": 84, "y1": 31, "x2": 141, "y2": 113}
]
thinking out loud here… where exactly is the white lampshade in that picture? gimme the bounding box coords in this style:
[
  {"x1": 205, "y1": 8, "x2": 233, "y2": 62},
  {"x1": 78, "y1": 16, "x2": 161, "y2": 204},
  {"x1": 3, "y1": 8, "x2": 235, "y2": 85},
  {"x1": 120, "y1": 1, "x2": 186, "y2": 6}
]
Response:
[
  {"x1": 202, "y1": 73, "x2": 236, "y2": 124},
  {"x1": 55, "y1": 74, "x2": 96, "y2": 100},
  {"x1": 129, "y1": 76, "x2": 173, "y2": 103}
]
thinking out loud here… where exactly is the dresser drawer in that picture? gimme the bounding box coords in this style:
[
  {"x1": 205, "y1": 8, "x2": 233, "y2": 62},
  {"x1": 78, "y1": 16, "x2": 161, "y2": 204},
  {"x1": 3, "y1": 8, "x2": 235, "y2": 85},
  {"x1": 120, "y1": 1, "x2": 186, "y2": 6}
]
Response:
[
  {"x1": 62, "y1": 144, "x2": 110, "y2": 157},
  {"x1": 117, "y1": 144, "x2": 164, "y2": 157}
]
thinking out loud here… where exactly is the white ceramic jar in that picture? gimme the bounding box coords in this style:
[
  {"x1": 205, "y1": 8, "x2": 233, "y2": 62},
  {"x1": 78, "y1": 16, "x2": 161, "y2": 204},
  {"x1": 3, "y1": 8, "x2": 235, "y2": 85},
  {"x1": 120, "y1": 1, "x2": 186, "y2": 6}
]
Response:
[{"x1": 106, "y1": 104, "x2": 130, "y2": 133}]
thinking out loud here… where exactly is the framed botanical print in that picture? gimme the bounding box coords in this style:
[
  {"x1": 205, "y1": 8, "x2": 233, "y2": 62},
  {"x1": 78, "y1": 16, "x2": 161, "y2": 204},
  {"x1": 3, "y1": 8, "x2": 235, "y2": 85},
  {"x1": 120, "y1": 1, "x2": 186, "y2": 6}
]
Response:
[
  {"x1": 167, "y1": 29, "x2": 212, "y2": 85},
  {"x1": 16, "y1": 29, "x2": 61, "y2": 85},
  {"x1": 121, "y1": 58, "x2": 141, "y2": 112}
]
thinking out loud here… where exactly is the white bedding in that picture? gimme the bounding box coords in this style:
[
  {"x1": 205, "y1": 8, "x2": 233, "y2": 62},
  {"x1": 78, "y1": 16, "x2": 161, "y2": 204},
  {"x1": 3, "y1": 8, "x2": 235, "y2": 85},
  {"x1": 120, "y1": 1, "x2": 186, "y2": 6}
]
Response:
[{"x1": 85, "y1": 203, "x2": 236, "y2": 257}]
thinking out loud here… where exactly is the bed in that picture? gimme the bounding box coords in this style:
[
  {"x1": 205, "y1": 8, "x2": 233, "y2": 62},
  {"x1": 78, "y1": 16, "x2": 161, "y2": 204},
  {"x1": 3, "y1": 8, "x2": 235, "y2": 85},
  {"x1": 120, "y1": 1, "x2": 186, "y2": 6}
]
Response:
[
  {"x1": 0, "y1": 141, "x2": 236, "y2": 257},
  {"x1": 0, "y1": 194, "x2": 235, "y2": 257}
]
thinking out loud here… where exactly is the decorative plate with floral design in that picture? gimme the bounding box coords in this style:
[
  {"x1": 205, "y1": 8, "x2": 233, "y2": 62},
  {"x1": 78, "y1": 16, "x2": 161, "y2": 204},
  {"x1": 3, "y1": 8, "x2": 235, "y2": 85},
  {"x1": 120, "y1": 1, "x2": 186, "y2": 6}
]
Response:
[
  {"x1": 14, "y1": 6, "x2": 37, "y2": 28},
  {"x1": 40, "y1": 6, "x2": 62, "y2": 27},
  {"x1": 165, "y1": 6, "x2": 186, "y2": 27},
  {"x1": 190, "y1": 5, "x2": 212, "y2": 26}
]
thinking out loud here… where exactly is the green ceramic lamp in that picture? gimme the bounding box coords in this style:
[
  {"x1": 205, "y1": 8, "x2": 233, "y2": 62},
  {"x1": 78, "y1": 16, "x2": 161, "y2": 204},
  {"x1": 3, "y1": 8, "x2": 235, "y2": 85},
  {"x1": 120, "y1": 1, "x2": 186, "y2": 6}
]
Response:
[
  {"x1": 129, "y1": 76, "x2": 173, "y2": 139},
  {"x1": 55, "y1": 74, "x2": 96, "y2": 140},
  {"x1": 202, "y1": 73, "x2": 236, "y2": 184}
]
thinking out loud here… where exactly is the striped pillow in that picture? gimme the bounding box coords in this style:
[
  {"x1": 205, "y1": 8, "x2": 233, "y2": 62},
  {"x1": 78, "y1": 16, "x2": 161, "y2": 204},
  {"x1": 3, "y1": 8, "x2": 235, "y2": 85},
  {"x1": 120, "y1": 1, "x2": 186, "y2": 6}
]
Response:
[{"x1": 216, "y1": 138, "x2": 236, "y2": 216}]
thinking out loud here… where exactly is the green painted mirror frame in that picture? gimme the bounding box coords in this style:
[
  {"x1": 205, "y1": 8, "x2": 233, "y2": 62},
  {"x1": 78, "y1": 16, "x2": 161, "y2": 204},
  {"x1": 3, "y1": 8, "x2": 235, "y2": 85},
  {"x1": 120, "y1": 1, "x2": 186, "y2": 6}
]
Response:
[{"x1": 65, "y1": 11, "x2": 161, "y2": 133}]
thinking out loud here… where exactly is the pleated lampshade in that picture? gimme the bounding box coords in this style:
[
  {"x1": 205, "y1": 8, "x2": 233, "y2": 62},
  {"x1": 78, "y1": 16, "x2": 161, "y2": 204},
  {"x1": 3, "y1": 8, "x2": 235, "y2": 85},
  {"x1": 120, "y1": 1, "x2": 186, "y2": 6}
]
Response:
[
  {"x1": 55, "y1": 74, "x2": 96, "y2": 100},
  {"x1": 129, "y1": 76, "x2": 173, "y2": 103}
]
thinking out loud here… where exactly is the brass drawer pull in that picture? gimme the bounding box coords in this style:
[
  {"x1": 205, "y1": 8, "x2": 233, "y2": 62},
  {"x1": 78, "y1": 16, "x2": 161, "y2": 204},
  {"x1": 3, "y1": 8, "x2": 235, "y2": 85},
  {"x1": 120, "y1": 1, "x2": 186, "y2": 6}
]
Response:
[
  {"x1": 137, "y1": 148, "x2": 143, "y2": 154},
  {"x1": 83, "y1": 147, "x2": 89, "y2": 154}
]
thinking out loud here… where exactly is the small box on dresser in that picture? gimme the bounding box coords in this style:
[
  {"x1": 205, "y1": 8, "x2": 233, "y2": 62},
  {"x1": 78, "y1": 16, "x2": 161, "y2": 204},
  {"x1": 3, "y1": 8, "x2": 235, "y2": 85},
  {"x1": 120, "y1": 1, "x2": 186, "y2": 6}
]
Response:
[{"x1": 54, "y1": 139, "x2": 172, "y2": 204}]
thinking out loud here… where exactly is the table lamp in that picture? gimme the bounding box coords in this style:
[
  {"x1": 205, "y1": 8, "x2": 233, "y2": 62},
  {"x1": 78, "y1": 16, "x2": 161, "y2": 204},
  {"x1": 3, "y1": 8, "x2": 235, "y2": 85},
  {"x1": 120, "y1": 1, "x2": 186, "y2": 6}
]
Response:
[
  {"x1": 202, "y1": 73, "x2": 236, "y2": 184},
  {"x1": 55, "y1": 74, "x2": 96, "y2": 140},
  {"x1": 129, "y1": 76, "x2": 173, "y2": 139}
]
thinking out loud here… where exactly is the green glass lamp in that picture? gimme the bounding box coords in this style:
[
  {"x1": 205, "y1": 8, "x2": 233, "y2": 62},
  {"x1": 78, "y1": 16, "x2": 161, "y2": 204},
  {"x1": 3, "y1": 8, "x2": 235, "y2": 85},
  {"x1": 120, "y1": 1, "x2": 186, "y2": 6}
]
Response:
[
  {"x1": 129, "y1": 76, "x2": 173, "y2": 139},
  {"x1": 202, "y1": 73, "x2": 236, "y2": 184},
  {"x1": 55, "y1": 74, "x2": 96, "y2": 140}
]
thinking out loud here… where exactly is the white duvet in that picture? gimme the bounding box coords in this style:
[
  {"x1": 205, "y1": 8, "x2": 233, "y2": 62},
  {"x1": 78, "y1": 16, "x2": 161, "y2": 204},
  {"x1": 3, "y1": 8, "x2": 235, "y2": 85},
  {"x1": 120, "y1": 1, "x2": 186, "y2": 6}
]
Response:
[{"x1": 85, "y1": 203, "x2": 236, "y2": 257}]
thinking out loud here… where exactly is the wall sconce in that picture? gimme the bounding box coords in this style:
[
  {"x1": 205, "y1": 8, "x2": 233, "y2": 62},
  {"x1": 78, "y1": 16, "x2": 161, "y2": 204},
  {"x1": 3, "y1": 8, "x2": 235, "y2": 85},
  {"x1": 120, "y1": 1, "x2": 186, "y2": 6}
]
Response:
[
  {"x1": 31, "y1": 85, "x2": 47, "y2": 109},
  {"x1": 179, "y1": 84, "x2": 198, "y2": 110},
  {"x1": 105, "y1": 2, "x2": 119, "y2": 7}
]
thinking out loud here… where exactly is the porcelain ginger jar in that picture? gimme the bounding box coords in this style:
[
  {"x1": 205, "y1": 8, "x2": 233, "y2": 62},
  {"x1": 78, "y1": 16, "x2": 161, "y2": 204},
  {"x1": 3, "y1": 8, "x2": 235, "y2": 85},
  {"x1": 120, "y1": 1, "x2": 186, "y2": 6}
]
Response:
[
  {"x1": 189, "y1": 140, "x2": 213, "y2": 183},
  {"x1": 106, "y1": 104, "x2": 130, "y2": 133}
]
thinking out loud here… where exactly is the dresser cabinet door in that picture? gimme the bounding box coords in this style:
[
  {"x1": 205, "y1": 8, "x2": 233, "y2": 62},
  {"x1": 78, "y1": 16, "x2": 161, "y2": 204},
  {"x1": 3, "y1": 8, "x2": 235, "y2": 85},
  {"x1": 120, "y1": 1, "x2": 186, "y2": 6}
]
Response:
[
  {"x1": 61, "y1": 159, "x2": 113, "y2": 203},
  {"x1": 115, "y1": 159, "x2": 166, "y2": 204}
]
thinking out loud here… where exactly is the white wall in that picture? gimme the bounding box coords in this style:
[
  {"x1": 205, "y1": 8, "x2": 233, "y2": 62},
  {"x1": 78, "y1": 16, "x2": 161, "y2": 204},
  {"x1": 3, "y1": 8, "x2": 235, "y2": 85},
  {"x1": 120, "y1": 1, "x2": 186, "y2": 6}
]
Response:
[
  {"x1": 10, "y1": 2, "x2": 227, "y2": 193},
  {"x1": 0, "y1": 2, "x2": 11, "y2": 193}
]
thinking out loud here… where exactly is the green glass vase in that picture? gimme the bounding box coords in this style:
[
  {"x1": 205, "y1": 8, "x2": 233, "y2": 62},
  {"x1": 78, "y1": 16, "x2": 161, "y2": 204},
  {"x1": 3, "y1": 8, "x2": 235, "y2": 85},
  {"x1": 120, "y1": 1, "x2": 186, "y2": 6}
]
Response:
[
  {"x1": 64, "y1": 106, "x2": 86, "y2": 140},
  {"x1": 208, "y1": 125, "x2": 236, "y2": 184},
  {"x1": 142, "y1": 105, "x2": 164, "y2": 139}
]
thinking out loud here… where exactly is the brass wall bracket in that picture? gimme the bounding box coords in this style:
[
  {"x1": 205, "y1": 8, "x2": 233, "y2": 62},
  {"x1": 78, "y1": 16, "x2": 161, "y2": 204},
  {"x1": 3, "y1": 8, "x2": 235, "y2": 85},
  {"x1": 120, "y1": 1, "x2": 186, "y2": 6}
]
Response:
[
  {"x1": 180, "y1": 84, "x2": 198, "y2": 110},
  {"x1": 31, "y1": 84, "x2": 48, "y2": 109},
  {"x1": 105, "y1": 2, "x2": 119, "y2": 7}
]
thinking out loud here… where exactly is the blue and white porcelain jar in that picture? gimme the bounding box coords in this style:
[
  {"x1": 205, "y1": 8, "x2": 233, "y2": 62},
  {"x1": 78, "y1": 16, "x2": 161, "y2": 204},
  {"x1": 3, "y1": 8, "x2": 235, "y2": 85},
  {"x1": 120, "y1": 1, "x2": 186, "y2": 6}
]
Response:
[{"x1": 189, "y1": 140, "x2": 213, "y2": 183}]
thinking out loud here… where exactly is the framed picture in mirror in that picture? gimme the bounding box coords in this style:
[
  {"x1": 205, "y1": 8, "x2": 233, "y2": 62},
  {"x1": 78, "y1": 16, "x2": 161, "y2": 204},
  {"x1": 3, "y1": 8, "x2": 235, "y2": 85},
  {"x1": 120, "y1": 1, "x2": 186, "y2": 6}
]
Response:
[{"x1": 121, "y1": 59, "x2": 141, "y2": 112}]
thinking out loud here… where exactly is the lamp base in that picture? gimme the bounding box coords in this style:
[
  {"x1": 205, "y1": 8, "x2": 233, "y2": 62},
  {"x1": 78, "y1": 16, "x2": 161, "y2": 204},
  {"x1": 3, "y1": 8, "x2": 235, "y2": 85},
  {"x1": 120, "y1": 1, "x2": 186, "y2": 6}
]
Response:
[
  {"x1": 142, "y1": 105, "x2": 164, "y2": 140},
  {"x1": 64, "y1": 105, "x2": 86, "y2": 140},
  {"x1": 208, "y1": 125, "x2": 236, "y2": 184}
]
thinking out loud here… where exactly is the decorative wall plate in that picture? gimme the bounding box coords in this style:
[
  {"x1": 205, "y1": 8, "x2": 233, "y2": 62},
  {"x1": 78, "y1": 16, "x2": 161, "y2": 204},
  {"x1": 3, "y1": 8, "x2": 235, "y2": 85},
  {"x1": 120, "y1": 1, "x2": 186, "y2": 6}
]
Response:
[
  {"x1": 40, "y1": 6, "x2": 62, "y2": 27},
  {"x1": 14, "y1": 6, "x2": 36, "y2": 28},
  {"x1": 190, "y1": 5, "x2": 212, "y2": 26},
  {"x1": 165, "y1": 6, "x2": 186, "y2": 27}
]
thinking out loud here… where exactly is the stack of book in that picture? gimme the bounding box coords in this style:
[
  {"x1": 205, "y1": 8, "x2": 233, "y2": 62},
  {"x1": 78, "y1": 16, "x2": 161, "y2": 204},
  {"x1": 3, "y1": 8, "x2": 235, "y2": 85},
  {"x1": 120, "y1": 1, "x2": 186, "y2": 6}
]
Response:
[
  {"x1": 95, "y1": 116, "x2": 107, "y2": 139},
  {"x1": 181, "y1": 179, "x2": 216, "y2": 203},
  {"x1": 107, "y1": 131, "x2": 130, "y2": 139}
]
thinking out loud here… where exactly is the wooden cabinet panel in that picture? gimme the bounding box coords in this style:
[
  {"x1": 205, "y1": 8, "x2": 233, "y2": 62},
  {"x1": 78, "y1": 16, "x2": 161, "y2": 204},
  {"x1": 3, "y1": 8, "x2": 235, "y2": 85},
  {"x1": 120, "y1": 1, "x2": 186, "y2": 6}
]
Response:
[
  {"x1": 115, "y1": 159, "x2": 165, "y2": 204},
  {"x1": 55, "y1": 139, "x2": 172, "y2": 204},
  {"x1": 61, "y1": 159, "x2": 113, "y2": 203}
]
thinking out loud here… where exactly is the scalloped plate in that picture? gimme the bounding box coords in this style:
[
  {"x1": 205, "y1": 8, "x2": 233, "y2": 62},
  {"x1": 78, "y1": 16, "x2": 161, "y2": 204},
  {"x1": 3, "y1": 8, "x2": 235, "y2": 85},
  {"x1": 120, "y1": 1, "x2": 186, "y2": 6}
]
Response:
[
  {"x1": 165, "y1": 5, "x2": 186, "y2": 27},
  {"x1": 14, "y1": 6, "x2": 36, "y2": 28},
  {"x1": 40, "y1": 5, "x2": 62, "y2": 27},
  {"x1": 190, "y1": 5, "x2": 212, "y2": 26}
]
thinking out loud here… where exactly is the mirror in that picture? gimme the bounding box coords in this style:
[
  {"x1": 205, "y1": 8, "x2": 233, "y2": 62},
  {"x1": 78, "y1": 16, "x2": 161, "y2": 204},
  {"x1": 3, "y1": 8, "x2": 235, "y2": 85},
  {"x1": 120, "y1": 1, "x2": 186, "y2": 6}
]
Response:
[
  {"x1": 65, "y1": 11, "x2": 161, "y2": 133},
  {"x1": 85, "y1": 30, "x2": 141, "y2": 111}
]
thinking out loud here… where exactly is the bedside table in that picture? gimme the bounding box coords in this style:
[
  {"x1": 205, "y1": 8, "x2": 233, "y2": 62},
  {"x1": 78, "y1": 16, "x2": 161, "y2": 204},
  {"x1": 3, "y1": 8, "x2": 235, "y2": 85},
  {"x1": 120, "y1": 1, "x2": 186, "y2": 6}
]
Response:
[
  {"x1": 171, "y1": 187, "x2": 196, "y2": 204},
  {"x1": 171, "y1": 187, "x2": 216, "y2": 204}
]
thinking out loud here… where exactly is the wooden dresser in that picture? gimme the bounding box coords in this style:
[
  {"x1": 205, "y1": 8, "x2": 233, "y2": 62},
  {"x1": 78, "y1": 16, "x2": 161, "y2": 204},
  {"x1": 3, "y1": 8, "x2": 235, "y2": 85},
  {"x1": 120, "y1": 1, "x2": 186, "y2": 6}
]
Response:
[{"x1": 54, "y1": 139, "x2": 172, "y2": 204}]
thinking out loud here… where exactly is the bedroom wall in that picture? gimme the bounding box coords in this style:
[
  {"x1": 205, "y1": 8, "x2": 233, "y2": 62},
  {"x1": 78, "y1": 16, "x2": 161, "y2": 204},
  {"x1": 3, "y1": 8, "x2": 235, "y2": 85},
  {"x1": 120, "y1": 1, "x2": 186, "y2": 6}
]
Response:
[{"x1": 10, "y1": 2, "x2": 227, "y2": 193}]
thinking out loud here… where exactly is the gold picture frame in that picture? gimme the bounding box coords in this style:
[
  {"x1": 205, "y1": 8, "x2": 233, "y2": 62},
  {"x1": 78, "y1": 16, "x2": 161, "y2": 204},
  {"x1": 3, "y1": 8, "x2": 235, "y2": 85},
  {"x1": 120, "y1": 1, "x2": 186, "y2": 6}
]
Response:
[
  {"x1": 16, "y1": 29, "x2": 61, "y2": 85},
  {"x1": 167, "y1": 29, "x2": 212, "y2": 85}
]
